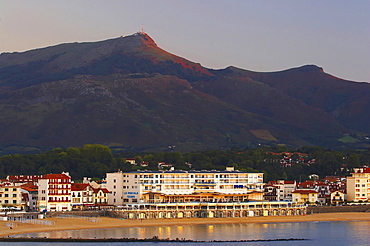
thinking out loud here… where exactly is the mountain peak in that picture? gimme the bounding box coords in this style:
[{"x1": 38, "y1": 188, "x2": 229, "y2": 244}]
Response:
[
  {"x1": 292, "y1": 64, "x2": 324, "y2": 73},
  {"x1": 120, "y1": 32, "x2": 158, "y2": 48}
]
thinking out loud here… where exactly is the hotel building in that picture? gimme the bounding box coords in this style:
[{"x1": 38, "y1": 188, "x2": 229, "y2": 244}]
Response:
[{"x1": 106, "y1": 168, "x2": 264, "y2": 205}]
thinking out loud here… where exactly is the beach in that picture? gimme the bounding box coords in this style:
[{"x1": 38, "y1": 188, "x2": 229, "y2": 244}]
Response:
[{"x1": 1, "y1": 212, "x2": 369, "y2": 238}]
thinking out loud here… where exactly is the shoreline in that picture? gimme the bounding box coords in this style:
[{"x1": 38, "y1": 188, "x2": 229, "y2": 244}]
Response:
[{"x1": 1, "y1": 212, "x2": 369, "y2": 238}]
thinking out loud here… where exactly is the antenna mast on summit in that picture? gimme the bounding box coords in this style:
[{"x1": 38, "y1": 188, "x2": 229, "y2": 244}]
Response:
[{"x1": 141, "y1": 24, "x2": 145, "y2": 34}]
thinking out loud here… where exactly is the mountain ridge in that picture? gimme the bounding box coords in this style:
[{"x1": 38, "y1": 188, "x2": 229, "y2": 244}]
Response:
[{"x1": 0, "y1": 33, "x2": 369, "y2": 153}]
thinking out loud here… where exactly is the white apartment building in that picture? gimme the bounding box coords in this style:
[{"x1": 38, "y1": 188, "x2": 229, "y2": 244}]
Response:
[
  {"x1": 37, "y1": 173, "x2": 72, "y2": 212},
  {"x1": 106, "y1": 168, "x2": 264, "y2": 205},
  {"x1": 347, "y1": 167, "x2": 370, "y2": 202}
]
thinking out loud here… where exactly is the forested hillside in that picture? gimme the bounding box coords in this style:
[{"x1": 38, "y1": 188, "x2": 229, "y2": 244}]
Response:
[{"x1": 0, "y1": 144, "x2": 368, "y2": 182}]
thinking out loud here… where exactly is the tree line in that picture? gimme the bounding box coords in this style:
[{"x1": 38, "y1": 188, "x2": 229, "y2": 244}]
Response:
[{"x1": 0, "y1": 144, "x2": 369, "y2": 182}]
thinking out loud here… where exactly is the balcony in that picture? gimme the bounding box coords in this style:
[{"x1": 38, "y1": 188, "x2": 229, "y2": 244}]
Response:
[
  {"x1": 48, "y1": 181, "x2": 71, "y2": 185},
  {"x1": 48, "y1": 198, "x2": 71, "y2": 202},
  {"x1": 48, "y1": 192, "x2": 71, "y2": 196},
  {"x1": 194, "y1": 182, "x2": 216, "y2": 185}
]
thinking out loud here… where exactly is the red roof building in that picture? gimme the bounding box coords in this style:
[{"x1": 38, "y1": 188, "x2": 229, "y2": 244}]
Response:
[
  {"x1": 37, "y1": 173, "x2": 72, "y2": 212},
  {"x1": 71, "y1": 183, "x2": 94, "y2": 209},
  {"x1": 7, "y1": 175, "x2": 42, "y2": 185},
  {"x1": 92, "y1": 188, "x2": 110, "y2": 207}
]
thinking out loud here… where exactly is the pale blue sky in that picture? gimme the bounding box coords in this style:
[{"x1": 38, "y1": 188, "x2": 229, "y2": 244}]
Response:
[{"x1": 1, "y1": 0, "x2": 369, "y2": 82}]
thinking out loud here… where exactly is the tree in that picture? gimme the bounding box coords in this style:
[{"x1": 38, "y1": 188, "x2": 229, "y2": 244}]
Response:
[
  {"x1": 347, "y1": 154, "x2": 360, "y2": 168},
  {"x1": 82, "y1": 144, "x2": 113, "y2": 164}
]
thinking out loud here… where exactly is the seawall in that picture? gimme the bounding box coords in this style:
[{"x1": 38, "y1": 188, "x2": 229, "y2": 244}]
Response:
[{"x1": 307, "y1": 205, "x2": 370, "y2": 214}]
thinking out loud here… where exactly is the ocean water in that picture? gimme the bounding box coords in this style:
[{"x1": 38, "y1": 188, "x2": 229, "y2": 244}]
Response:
[{"x1": 7, "y1": 220, "x2": 370, "y2": 246}]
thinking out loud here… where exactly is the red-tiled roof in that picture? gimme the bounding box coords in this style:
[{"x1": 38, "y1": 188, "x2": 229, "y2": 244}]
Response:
[
  {"x1": 93, "y1": 188, "x2": 110, "y2": 193},
  {"x1": 22, "y1": 186, "x2": 38, "y2": 192},
  {"x1": 299, "y1": 181, "x2": 327, "y2": 187},
  {"x1": 21, "y1": 182, "x2": 37, "y2": 187},
  {"x1": 292, "y1": 189, "x2": 318, "y2": 194},
  {"x1": 362, "y1": 168, "x2": 370, "y2": 173},
  {"x1": 71, "y1": 183, "x2": 90, "y2": 191},
  {"x1": 20, "y1": 182, "x2": 38, "y2": 191},
  {"x1": 41, "y1": 174, "x2": 71, "y2": 179},
  {"x1": 268, "y1": 180, "x2": 295, "y2": 185},
  {"x1": 7, "y1": 175, "x2": 42, "y2": 182}
]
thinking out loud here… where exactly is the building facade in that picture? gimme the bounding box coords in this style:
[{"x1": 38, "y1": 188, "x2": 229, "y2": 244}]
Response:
[
  {"x1": 266, "y1": 180, "x2": 297, "y2": 201},
  {"x1": 71, "y1": 183, "x2": 94, "y2": 210},
  {"x1": 0, "y1": 186, "x2": 23, "y2": 209},
  {"x1": 106, "y1": 168, "x2": 264, "y2": 205},
  {"x1": 347, "y1": 167, "x2": 370, "y2": 202},
  {"x1": 37, "y1": 173, "x2": 72, "y2": 212},
  {"x1": 92, "y1": 188, "x2": 110, "y2": 206},
  {"x1": 21, "y1": 183, "x2": 38, "y2": 211},
  {"x1": 292, "y1": 189, "x2": 319, "y2": 205}
]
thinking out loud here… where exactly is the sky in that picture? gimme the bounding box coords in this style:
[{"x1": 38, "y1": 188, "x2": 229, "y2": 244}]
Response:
[{"x1": 1, "y1": 0, "x2": 369, "y2": 82}]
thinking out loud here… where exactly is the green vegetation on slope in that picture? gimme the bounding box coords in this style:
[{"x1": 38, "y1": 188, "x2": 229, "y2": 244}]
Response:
[{"x1": 0, "y1": 144, "x2": 369, "y2": 182}]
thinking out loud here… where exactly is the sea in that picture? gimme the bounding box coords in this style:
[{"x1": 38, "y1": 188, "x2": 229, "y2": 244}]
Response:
[{"x1": 5, "y1": 220, "x2": 370, "y2": 246}]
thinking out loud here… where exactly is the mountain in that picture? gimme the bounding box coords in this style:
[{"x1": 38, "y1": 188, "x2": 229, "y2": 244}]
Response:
[
  {"x1": 0, "y1": 32, "x2": 369, "y2": 153},
  {"x1": 213, "y1": 65, "x2": 370, "y2": 134}
]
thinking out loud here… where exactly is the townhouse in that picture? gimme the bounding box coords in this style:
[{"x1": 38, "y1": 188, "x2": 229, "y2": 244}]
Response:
[
  {"x1": 292, "y1": 189, "x2": 319, "y2": 205},
  {"x1": 92, "y1": 187, "x2": 110, "y2": 206},
  {"x1": 297, "y1": 181, "x2": 330, "y2": 204},
  {"x1": 71, "y1": 183, "x2": 94, "y2": 210}
]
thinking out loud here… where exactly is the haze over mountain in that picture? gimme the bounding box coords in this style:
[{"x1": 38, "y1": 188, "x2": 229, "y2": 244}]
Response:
[{"x1": 0, "y1": 32, "x2": 369, "y2": 153}]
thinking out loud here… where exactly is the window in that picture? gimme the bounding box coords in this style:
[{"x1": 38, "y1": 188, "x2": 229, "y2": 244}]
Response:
[
  {"x1": 5, "y1": 194, "x2": 8, "y2": 197},
  {"x1": 13, "y1": 194, "x2": 16, "y2": 197},
  {"x1": 113, "y1": 179, "x2": 116, "y2": 183},
  {"x1": 13, "y1": 188, "x2": 17, "y2": 191},
  {"x1": 12, "y1": 200, "x2": 16, "y2": 204},
  {"x1": 4, "y1": 188, "x2": 8, "y2": 191}
]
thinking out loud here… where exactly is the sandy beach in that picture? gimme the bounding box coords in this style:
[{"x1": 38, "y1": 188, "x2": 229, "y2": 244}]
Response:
[{"x1": 1, "y1": 212, "x2": 369, "y2": 238}]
